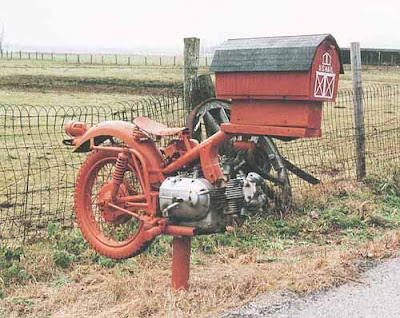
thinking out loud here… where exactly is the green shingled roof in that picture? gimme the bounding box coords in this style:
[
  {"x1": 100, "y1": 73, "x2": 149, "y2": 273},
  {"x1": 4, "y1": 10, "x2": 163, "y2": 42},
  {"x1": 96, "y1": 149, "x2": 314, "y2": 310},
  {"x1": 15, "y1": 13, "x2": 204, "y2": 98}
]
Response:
[{"x1": 210, "y1": 34, "x2": 344, "y2": 73}]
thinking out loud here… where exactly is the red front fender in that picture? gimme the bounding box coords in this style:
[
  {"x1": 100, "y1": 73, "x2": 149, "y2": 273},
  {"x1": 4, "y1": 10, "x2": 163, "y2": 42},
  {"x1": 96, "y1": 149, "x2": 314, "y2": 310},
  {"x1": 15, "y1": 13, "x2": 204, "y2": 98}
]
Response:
[{"x1": 73, "y1": 120, "x2": 165, "y2": 185}]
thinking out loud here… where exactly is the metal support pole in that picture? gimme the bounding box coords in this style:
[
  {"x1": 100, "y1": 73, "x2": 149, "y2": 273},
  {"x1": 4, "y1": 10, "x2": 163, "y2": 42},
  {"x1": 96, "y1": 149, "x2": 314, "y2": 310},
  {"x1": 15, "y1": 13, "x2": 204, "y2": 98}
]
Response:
[{"x1": 171, "y1": 236, "x2": 192, "y2": 291}]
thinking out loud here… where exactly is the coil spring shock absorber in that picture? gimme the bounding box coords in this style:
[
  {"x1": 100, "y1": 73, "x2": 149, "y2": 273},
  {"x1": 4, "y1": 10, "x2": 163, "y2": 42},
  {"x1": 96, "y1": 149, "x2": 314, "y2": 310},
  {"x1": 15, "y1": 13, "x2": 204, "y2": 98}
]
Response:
[{"x1": 111, "y1": 151, "x2": 129, "y2": 199}]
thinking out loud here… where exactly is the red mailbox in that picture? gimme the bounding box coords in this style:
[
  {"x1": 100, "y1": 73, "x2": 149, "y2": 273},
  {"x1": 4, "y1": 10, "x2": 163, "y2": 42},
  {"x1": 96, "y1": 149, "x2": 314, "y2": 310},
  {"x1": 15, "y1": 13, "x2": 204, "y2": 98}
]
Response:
[{"x1": 210, "y1": 34, "x2": 344, "y2": 138}]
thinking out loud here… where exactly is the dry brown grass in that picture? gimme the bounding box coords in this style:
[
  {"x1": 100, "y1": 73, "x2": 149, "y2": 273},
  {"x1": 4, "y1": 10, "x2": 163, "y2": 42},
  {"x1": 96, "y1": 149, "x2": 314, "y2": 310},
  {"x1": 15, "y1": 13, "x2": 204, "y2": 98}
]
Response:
[
  {"x1": 2, "y1": 229, "x2": 400, "y2": 318},
  {"x1": 4, "y1": 175, "x2": 400, "y2": 317}
]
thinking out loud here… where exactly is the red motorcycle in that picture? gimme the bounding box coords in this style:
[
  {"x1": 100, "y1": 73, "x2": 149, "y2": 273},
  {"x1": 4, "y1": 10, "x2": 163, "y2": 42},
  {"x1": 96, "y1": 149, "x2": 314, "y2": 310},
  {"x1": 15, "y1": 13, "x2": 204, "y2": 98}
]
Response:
[
  {"x1": 63, "y1": 33, "x2": 342, "y2": 265},
  {"x1": 63, "y1": 99, "x2": 290, "y2": 259}
]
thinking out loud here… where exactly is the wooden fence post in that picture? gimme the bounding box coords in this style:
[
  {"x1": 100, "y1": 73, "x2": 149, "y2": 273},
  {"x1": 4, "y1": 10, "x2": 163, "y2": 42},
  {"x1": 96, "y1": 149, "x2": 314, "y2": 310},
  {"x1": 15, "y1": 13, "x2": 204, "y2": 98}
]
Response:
[
  {"x1": 51, "y1": 53, "x2": 54, "y2": 61},
  {"x1": 184, "y1": 37, "x2": 200, "y2": 111},
  {"x1": 145, "y1": 56, "x2": 147, "y2": 66},
  {"x1": 192, "y1": 74, "x2": 215, "y2": 106},
  {"x1": 77, "y1": 54, "x2": 80, "y2": 64},
  {"x1": 90, "y1": 54, "x2": 93, "y2": 64},
  {"x1": 351, "y1": 42, "x2": 366, "y2": 180},
  {"x1": 19, "y1": 50, "x2": 22, "y2": 59},
  {"x1": 115, "y1": 54, "x2": 117, "y2": 65}
]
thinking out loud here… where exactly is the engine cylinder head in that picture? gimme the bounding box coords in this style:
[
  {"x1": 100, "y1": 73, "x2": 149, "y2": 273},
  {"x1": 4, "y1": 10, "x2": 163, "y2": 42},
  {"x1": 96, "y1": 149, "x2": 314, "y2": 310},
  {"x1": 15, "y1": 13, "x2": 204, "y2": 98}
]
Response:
[{"x1": 225, "y1": 178, "x2": 244, "y2": 215}]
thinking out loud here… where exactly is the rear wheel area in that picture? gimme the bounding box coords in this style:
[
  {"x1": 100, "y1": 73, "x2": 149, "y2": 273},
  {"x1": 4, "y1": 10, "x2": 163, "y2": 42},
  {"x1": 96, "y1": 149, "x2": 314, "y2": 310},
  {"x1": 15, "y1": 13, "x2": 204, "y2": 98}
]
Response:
[
  {"x1": 186, "y1": 99, "x2": 292, "y2": 214},
  {"x1": 74, "y1": 150, "x2": 152, "y2": 259}
]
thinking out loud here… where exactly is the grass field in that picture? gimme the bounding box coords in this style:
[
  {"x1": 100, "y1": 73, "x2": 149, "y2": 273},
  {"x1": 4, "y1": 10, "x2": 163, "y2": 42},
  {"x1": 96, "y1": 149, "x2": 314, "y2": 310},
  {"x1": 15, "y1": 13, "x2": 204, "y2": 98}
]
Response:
[
  {"x1": 1, "y1": 59, "x2": 399, "y2": 106},
  {"x1": 1, "y1": 58, "x2": 400, "y2": 317},
  {"x1": 0, "y1": 59, "x2": 208, "y2": 106}
]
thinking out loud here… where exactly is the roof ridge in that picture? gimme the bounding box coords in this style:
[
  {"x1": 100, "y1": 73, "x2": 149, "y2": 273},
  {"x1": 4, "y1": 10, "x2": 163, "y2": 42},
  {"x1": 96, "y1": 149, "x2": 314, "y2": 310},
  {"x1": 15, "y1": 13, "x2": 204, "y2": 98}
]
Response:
[{"x1": 227, "y1": 34, "x2": 331, "y2": 41}]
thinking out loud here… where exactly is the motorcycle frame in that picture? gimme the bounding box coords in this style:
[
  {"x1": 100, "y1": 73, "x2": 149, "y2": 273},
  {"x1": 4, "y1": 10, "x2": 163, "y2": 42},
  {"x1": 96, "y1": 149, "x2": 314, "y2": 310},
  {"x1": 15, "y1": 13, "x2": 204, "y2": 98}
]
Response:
[{"x1": 88, "y1": 129, "x2": 232, "y2": 235}]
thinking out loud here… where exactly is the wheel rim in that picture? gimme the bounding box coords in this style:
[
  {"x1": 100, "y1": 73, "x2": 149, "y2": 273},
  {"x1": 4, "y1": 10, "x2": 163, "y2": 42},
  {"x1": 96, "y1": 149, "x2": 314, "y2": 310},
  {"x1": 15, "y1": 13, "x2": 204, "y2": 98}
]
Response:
[{"x1": 83, "y1": 156, "x2": 144, "y2": 247}]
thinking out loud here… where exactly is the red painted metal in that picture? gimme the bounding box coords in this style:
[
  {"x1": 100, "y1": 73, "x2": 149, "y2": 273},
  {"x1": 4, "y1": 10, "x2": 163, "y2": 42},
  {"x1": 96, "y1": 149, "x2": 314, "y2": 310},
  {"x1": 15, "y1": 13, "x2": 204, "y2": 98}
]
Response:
[
  {"x1": 233, "y1": 140, "x2": 256, "y2": 151},
  {"x1": 165, "y1": 225, "x2": 195, "y2": 237},
  {"x1": 230, "y1": 100, "x2": 323, "y2": 130},
  {"x1": 221, "y1": 123, "x2": 321, "y2": 138},
  {"x1": 73, "y1": 121, "x2": 165, "y2": 185},
  {"x1": 64, "y1": 121, "x2": 88, "y2": 137},
  {"x1": 171, "y1": 236, "x2": 192, "y2": 291},
  {"x1": 162, "y1": 130, "x2": 230, "y2": 184},
  {"x1": 133, "y1": 116, "x2": 187, "y2": 136}
]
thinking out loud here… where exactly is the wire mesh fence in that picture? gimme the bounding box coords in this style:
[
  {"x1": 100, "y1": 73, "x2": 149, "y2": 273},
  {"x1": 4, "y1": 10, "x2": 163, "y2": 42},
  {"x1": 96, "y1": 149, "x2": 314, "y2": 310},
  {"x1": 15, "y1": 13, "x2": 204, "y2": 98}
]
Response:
[
  {"x1": 0, "y1": 51, "x2": 212, "y2": 67},
  {"x1": 0, "y1": 84, "x2": 399, "y2": 243},
  {"x1": 278, "y1": 84, "x2": 400, "y2": 187},
  {"x1": 0, "y1": 94, "x2": 186, "y2": 243}
]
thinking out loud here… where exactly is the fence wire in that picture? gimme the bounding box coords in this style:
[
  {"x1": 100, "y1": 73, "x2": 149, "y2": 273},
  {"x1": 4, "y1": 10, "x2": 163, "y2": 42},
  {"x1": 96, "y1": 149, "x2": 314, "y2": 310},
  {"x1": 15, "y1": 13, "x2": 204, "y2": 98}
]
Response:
[
  {"x1": 278, "y1": 84, "x2": 400, "y2": 187},
  {"x1": 0, "y1": 94, "x2": 185, "y2": 243},
  {"x1": 0, "y1": 85, "x2": 399, "y2": 243}
]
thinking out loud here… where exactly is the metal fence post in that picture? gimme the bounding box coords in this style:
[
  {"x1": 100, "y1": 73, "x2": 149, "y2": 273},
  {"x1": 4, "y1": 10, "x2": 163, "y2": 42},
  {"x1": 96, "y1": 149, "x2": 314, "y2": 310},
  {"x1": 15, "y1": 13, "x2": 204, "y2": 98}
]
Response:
[
  {"x1": 184, "y1": 37, "x2": 200, "y2": 111},
  {"x1": 351, "y1": 42, "x2": 366, "y2": 179}
]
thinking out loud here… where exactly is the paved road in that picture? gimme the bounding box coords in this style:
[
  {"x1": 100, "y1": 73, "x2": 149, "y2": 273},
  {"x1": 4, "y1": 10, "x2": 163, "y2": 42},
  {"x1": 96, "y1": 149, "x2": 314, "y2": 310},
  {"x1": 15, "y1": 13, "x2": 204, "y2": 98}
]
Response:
[{"x1": 224, "y1": 257, "x2": 400, "y2": 318}]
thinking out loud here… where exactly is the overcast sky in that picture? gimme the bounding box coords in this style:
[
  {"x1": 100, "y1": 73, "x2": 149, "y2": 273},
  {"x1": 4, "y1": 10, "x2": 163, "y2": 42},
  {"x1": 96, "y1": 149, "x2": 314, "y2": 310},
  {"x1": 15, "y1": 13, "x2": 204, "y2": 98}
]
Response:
[{"x1": 1, "y1": 0, "x2": 399, "y2": 54}]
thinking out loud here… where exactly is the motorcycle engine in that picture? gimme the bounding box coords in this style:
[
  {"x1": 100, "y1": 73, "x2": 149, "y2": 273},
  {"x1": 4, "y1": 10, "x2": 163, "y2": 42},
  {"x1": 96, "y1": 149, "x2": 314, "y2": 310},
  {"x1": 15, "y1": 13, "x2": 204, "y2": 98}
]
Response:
[{"x1": 159, "y1": 172, "x2": 267, "y2": 233}]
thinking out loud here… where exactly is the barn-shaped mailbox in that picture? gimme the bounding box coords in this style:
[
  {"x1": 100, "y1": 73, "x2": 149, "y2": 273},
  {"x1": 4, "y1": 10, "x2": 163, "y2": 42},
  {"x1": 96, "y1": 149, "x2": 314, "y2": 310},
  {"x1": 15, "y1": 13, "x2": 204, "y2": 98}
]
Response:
[{"x1": 210, "y1": 34, "x2": 344, "y2": 138}]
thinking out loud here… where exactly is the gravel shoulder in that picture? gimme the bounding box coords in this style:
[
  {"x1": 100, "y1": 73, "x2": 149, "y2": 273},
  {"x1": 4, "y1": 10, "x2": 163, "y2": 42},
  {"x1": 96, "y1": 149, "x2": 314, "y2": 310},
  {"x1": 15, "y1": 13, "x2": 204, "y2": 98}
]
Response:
[{"x1": 224, "y1": 256, "x2": 400, "y2": 318}]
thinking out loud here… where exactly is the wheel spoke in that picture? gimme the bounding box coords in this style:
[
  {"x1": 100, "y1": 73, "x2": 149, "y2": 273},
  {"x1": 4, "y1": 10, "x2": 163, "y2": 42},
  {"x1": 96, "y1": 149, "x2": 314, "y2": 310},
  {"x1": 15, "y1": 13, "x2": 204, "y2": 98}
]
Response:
[{"x1": 219, "y1": 107, "x2": 229, "y2": 123}]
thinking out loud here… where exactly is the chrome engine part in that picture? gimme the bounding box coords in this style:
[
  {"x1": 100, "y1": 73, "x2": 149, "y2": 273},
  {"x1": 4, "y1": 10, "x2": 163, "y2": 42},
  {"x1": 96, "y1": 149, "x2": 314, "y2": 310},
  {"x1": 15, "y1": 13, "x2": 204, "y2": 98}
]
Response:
[
  {"x1": 225, "y1": 172, "x2": 267, "y2": 216},
  {"x1": 241, "y1": 172, "x2": 267, "y2": 214},
  {"x1": 158, "y1": 172, "x2": 267, "y2": 232},
  {"x1": 159, "y1": 176, "x2": 213, "y2": 221}
]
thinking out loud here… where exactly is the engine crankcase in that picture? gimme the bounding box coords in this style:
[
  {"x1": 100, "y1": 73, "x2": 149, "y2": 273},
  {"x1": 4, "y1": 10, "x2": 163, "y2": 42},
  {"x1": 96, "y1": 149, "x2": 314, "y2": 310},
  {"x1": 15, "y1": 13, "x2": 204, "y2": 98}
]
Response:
[{"x1": 159, "y1": 176, "x2": 213, "y2": 221}]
